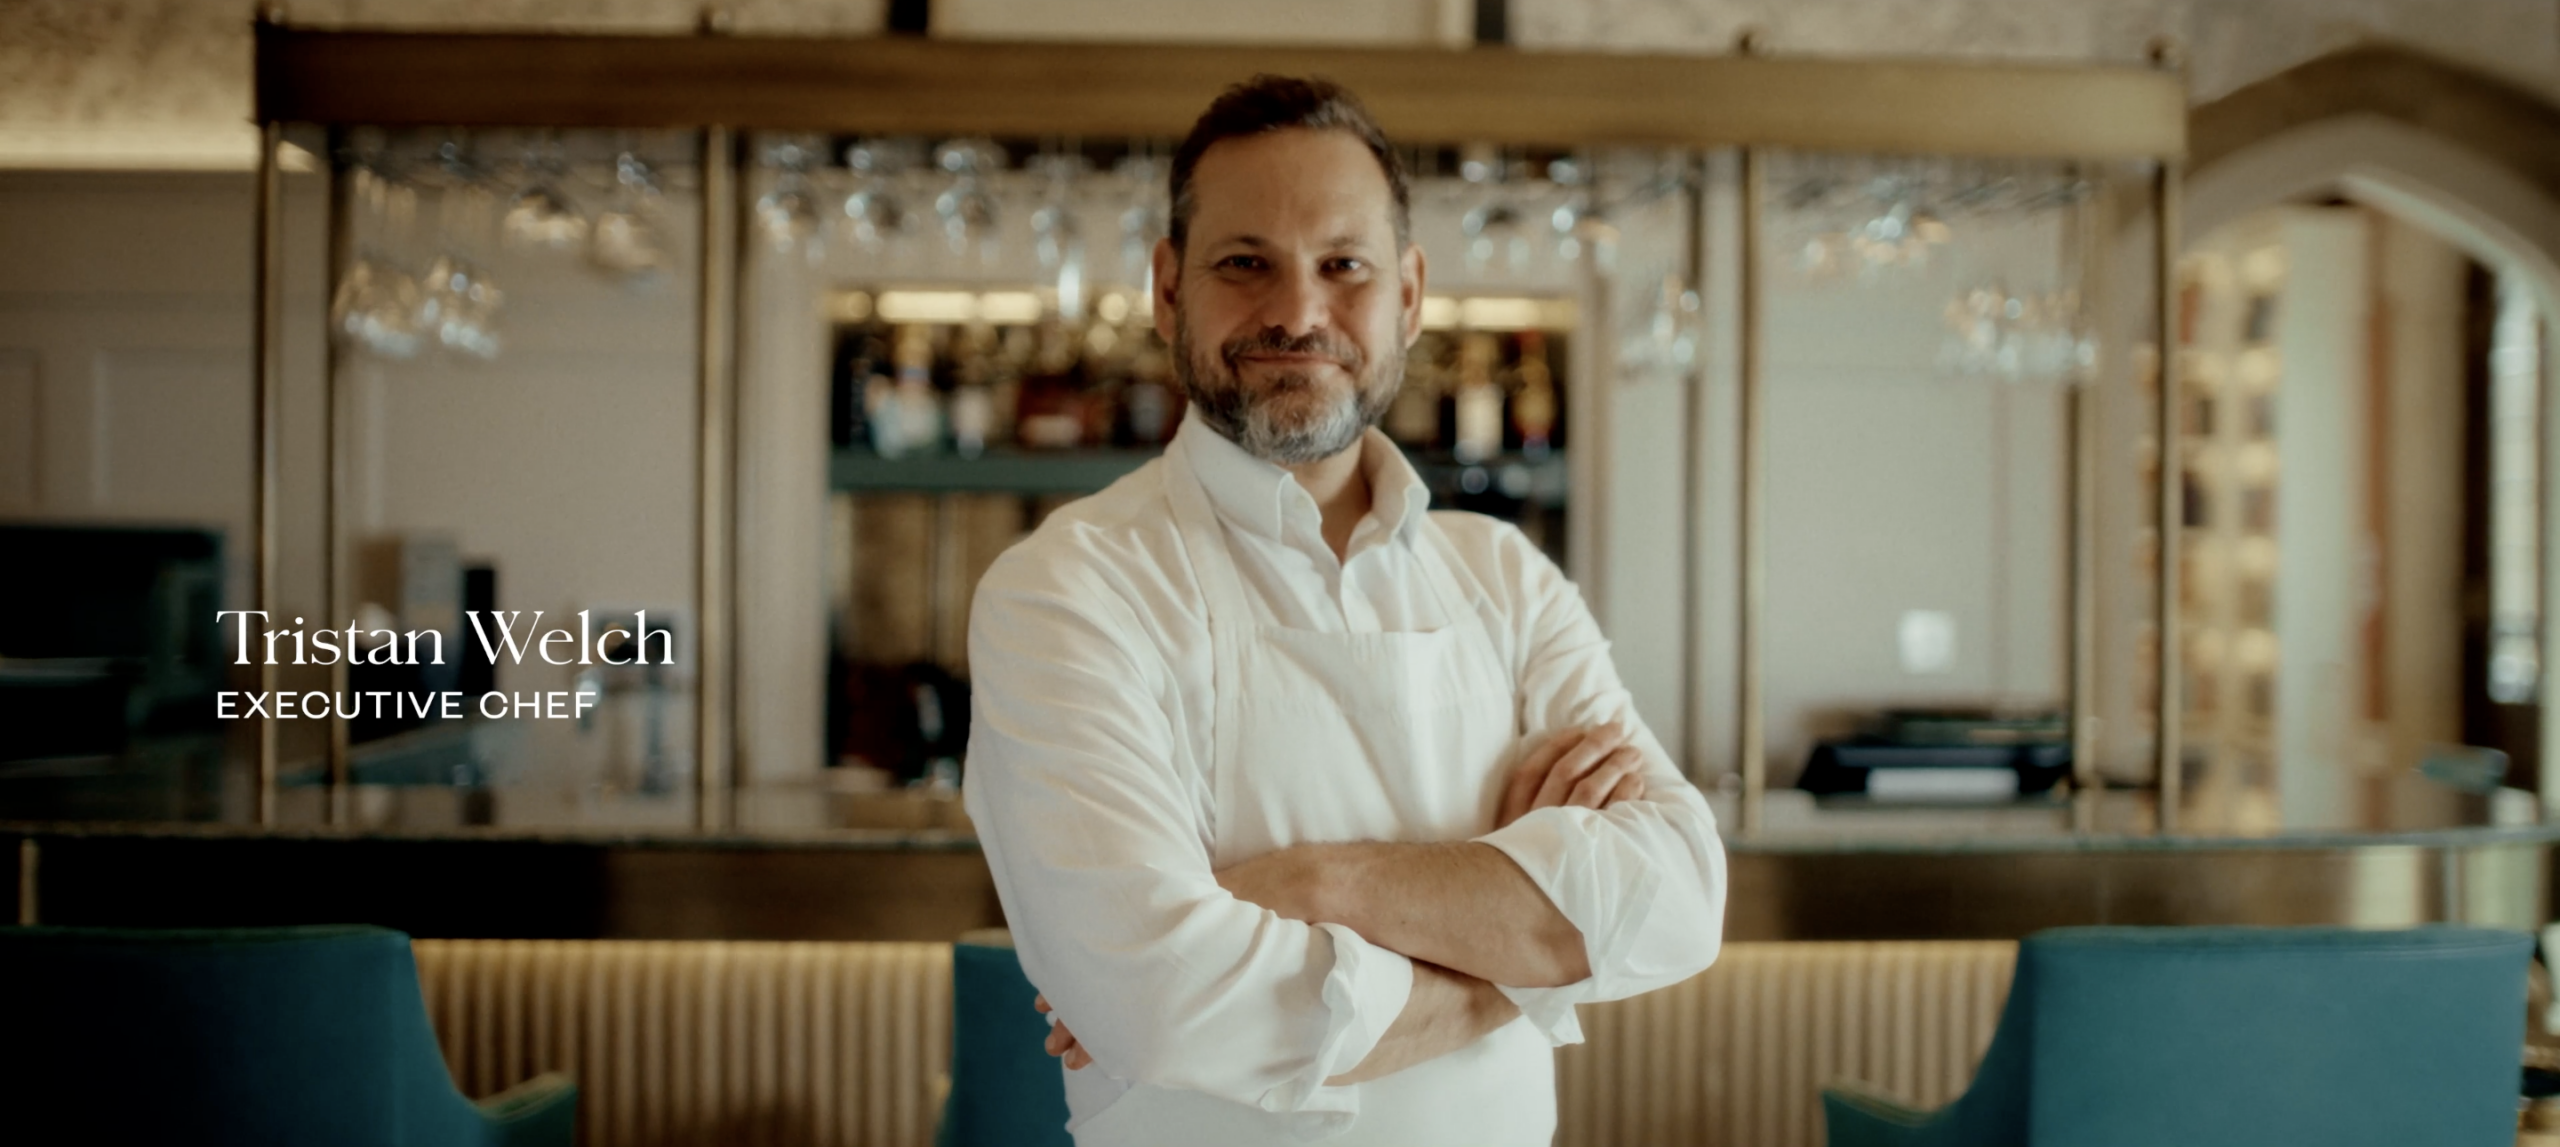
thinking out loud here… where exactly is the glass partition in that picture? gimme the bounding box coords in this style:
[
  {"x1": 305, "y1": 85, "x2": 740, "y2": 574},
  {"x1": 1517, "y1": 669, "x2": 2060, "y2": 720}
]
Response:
[
  {"x1": 311, "y1": 127, "x2": 710, "y2": 830},
  {"x1": 1751, "y1": 151, "x2": 2132, "y2": 835}
]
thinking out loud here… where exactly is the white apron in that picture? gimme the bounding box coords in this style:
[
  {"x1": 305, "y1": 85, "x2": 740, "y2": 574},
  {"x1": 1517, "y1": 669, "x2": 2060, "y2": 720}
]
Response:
[{"x1": 1067, "y1": 456, "x2": 1558, "y2": 1147}]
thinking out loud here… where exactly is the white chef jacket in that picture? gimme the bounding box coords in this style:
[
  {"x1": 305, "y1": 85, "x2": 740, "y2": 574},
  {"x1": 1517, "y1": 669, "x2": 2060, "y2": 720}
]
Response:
[{"x1": 963, "y1": 411, "x2": 1727, "y2": 1139}]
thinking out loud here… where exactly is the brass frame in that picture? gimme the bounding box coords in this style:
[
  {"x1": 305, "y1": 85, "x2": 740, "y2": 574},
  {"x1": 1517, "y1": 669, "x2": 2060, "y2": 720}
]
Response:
[
  {"x1": 324, "y1": 130, "x2": 353, "y2": 824},
  {"x1": 249, "y1": 19, "x2": 2187, "y2": 833},
  {"x1": 697, "y1": 125, "x2": 740, "y2": 832},
  {"x1": 2153, "y1": 158, "x2": 2188, "y2": 832},
  {"x1": 254, "y1": 27, "x2": 2183, "y2": 158},
  {"x1": 252, "y1": 120, "x2": 284, "y2": 824},
  {"x1": 1736, "y1": 146, "x2": 1769, "y2": 834}
]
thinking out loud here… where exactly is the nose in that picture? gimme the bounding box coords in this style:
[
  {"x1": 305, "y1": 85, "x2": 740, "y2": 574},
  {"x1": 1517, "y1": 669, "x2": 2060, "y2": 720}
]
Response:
[{"x1": 1253, "y1": 261, "x2": 1329, "y2": 339}]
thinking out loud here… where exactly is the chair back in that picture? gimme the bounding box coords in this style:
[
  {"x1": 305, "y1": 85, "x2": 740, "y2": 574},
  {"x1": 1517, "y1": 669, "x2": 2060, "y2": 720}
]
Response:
[
  {"x1": 942, "y1": 928, "x2": 1074, "y2": 1147},
  {"x1": 2018, "y1": 926, "x2": 2530, "y2": 1147},
  {"x1": 0, "y1": 924, "x2": 488, "y2": 1147}
]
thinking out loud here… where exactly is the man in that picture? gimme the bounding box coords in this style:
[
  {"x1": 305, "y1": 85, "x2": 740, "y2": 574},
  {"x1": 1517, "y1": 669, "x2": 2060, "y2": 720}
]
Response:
[{"x1": 963, "y1": 75, "x2": 1727, "y2": 1146}]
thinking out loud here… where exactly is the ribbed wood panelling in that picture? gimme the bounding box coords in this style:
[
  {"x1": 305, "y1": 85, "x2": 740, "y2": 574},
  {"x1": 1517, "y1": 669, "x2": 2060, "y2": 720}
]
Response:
[
  {"x1": 1556, "y1": 941, "x2": 2017, "y2": 1147},
  {"x1": 413, "y1": 940, "x2": 951, "y2": 1147},
  {"x1": 415, "y1": 939, "x2": 2014, "y2": 1147}
]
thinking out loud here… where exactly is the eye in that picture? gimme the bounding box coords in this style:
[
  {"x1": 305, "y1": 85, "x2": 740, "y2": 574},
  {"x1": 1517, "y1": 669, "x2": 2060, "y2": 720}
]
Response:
[
  {"x1": 1325, "y1": 257, "x2": 1367, "y2": 275},
  {"x1": 1216, "y1": 254, "x2": 1265, "y2": 272}
]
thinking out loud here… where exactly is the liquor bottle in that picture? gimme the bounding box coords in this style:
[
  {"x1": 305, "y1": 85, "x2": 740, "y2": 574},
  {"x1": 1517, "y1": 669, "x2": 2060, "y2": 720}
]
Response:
[
  {"x1": 1451, "y1": 331, "x2": 1505, "y2": 464},
  {"x1": 831, "y1": 329, "x2": 887, "y2": 449},
  {"x1": 1511, "y1": 330, "x2": 1558, "y2": 461},
  {"x1": 990, "y1": 324, "x2": 1033, "y2": 450},
  {"x1": 948, "y1": 322, "x2": 997, "y2": 458},
  {"x1": 890, "y1": 325, "x2": 945, "y2": 456},
  {"x1": 863, "y1": 327, "x2": 905, "y2": 458},
  {"x1": 1016, "y1": 319, "x2": 1086, "y2": 449},
  {"x1": 1388, "y1": 332, "x2": 1444, "y2": 448},
  {"x1": 1122, "y1": 337, "x2": 1181, "y2": 446},
  {"x1": 1077, "y1": 317, "x2": 1131, "y2": 448}
]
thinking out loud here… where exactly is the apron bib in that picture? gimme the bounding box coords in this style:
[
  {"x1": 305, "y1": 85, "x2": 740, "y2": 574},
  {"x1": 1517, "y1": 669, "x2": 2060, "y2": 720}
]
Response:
[{"x1": 1069, "y1": 455, "x2": 1558, "y2": 1147}]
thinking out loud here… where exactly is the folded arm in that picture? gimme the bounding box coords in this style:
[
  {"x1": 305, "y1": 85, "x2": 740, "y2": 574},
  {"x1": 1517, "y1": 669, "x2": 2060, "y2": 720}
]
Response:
[
  {"x1": 1227, "y1": 523, "x2": 1730, "y2": 1040},
  {"x1": 967, "y1": 552, "x2": 1485, "y2": 1117},
  {"x1": 1215, "y1": 722, "x2": 1653, "y2": 988},
  {"x1": 1321, "y1": 961, "x2": 1519, "y2": 1084},
  {"x1": 1218, "y1": 838, "x2": 1585, "y2": 987}
]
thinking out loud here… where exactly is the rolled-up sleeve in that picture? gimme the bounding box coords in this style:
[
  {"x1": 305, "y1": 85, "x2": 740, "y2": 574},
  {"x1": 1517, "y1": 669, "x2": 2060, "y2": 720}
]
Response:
[
  {"x1": 1466, "y1": 525, "x2": 1728, "y2": 1045},
  {"x1": 963, "y1": 546, "x2": 1412, "y2": 1127}
]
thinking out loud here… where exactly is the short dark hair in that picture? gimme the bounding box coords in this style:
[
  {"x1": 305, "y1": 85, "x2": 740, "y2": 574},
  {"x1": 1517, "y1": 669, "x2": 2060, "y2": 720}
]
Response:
[{"x1": 1168, "y1": 75, "x2": 1411, "y2": 251}]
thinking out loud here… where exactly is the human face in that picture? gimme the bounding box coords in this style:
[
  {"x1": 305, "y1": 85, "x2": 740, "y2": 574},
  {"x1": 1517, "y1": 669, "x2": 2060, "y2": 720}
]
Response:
[{"x1": 1153, "y1": 128, "x2": 1426, "y2": 465}]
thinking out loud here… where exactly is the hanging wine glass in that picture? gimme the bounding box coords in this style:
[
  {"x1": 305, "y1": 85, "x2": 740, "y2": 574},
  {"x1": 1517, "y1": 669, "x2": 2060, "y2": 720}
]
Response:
[
  {"x1": 418, "y1": 136, "x2": 503, "y2": 359},
  {"x1": 838, "y1": 138, "x2": 914, "y2": 255},
  {"x1": 428, "y1": 138, "x2": 501, "y2": 259},
  {"x1": 1941, "y1": 283, "x2": 2012, "y2": 379},
  {"x1": 590, "y1": 148, "x2": 670, "y2": 280},
  {"x1": 1614, "y1": 270, "x2": 1702, "y2": 389},
  {"x1": 334, "y1": 257, "x2": 426, "y2": 359},
  {"x1": 1547, "y1": 155, "x2": 1595, "y2": 264},
  {"x1": 754, "y1": 138, "x2": 827, "y2": 266},
  {"x1": 504, "y1": 135, "x2": 590, "y2": 253},
  {"x1": 1028, "y1": 150, "x2": 1090, "y2": 320},
  {"x1": 420, "y1": 253, "x2": 503, "y2": 360},
  {"x1": 1113, "y1": 151, "x2": 1167, "y2": 294},
  {"x1": 1462, "y1": 149, "x2": 1533, "y2": 277},
  {"x1": 933, "y1": 138, "x2": 1004, "y2": 266},
  {"x1": 332, "y1": 148, "x2": 428, "y2": 360}
]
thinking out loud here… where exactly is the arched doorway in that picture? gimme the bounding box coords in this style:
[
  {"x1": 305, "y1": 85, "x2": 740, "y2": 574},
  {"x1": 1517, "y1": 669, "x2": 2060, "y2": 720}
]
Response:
[{"x1": 2174, "y1": 45, "x2": 2560, "y2": 829}]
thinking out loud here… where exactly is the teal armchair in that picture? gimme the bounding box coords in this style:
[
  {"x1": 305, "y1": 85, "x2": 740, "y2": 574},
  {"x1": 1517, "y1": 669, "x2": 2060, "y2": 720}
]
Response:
[
  {"x1": 0, "y1": 924, "x2": 575, "y2": 1147},
  {"x1": 1824, "y1": 926, "x2": 2532, "y2": 1147},
  {"x1": 939, "y1": 928, "x2": 1074, "y2": 1147}
]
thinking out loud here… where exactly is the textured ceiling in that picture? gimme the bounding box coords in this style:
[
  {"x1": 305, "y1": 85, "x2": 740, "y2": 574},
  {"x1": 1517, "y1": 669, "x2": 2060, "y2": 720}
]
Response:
[{"x1": 1, "y1": 0, "x2": 2553, "y2": 165}]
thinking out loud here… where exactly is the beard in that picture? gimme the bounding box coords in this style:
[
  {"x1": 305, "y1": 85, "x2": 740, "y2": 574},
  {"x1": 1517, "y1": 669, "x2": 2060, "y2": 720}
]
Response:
[{"x1": 1173, "y1": 302, "x2": 1402, "y2": 466}]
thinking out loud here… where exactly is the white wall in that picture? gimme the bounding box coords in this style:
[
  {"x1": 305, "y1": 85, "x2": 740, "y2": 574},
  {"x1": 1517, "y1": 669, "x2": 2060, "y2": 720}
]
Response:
[
  {"x1": 0, "y1": 153, "x2": 714, "y2": 814},
  {"x1": 339, "y1": 145, "x2": 708, "y2": 806},
  {"x1": 0, "y1": 166, "x2": 336, "y2": 804},
  {"x1": 1754, "y1": 211, "x2": 2074, "y2": 782},
  {"x1": 2375, "y1": 211, "x2": 2471, "y2": 825},
  {"x1": 2268, "y1": 206, "x2": 2368, "y2": 830}
]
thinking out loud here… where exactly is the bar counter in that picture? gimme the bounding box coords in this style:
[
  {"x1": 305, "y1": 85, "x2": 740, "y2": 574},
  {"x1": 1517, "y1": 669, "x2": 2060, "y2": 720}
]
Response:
[{"x1": 12, "y1": 812, "x2": 2551, "y2": 942}]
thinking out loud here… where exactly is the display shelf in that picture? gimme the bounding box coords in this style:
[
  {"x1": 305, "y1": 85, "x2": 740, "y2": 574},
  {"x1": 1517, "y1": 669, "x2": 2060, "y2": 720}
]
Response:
[
  {"x1": 828, "y1": 446, "x2": 1570, "y2": 507},
  {"x1": 829, "y1": 447, "x2": 1160, "y2": 495}
]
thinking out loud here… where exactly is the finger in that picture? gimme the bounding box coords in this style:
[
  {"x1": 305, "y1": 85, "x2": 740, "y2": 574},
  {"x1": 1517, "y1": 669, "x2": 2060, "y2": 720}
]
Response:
[
  {"x1": 1500, "y1": 727, "x2": 1582, "y2": 824},
  {"x1": 1034, "y1": 994, "x2": 1052, "y2": 1014},
  {"x1": 1066, "y1": 1047, "x2": 1093, "y2": 1070},
  {"x1": 1567, "y1": 746, "x2": 1645, "y2": 808},
  {"x1": 1601, "y1": 771, "x2": 1647, "y2": 807},
  {"x1": 1527, "y1": 726, "x2": 1616, "y2": 810},
  {"x1": 1044, "y1": 1024, "x2": 1070, "y2": 1056},
  {"x1": 1532, "y1": 723, "x2": 1630, "y2": 811}
]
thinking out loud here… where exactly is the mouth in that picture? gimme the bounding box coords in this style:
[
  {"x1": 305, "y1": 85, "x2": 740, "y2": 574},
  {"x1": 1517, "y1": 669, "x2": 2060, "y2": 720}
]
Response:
[{"x1": 1234, "y1": 352, "x2": 1341, "y2": 368}]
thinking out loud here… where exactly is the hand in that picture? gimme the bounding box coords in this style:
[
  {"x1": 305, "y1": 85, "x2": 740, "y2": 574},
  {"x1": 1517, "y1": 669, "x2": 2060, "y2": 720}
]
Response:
[
  {"x1": 1495, "y1": 722, "x2": 1647, "y2": 829},
  {"x1": 1035, "y1": 994, "x2": 1093, "y2": 1070}
]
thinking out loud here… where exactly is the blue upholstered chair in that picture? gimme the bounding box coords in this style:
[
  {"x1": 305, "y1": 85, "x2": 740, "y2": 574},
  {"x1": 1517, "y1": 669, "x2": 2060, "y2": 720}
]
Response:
[
  {"x1": 1823, "y1": 925, "x2": 2533, "y2": 1147},
  {"x1": 0, "y1": 924, "x2": 575, "y2": 1147},
  {"x1": 941, "y1": 928, "x2": 1074, "y2": 1147}
]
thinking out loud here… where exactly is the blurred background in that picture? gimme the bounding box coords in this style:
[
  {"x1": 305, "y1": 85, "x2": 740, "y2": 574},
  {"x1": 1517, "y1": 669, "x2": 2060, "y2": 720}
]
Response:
[
  {"x1": 5, "y1": 0, "x2": 2556, "y2": 839},
  {"x1": 7, "y1": 3, "x2": 2560, "y2": 1146}
]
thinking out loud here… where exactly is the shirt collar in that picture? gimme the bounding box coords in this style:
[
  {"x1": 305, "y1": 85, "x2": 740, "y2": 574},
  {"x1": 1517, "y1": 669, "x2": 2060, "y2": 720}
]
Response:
[{"x1": 1170, "y1": 408, "x2": 1431, "y2": 551}]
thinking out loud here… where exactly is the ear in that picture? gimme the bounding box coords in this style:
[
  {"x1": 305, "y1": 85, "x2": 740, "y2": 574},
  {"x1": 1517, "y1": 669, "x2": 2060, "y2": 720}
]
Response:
[
  {"x1": 1151, "y1": 237, "x2": 1182, "y2": 347},
  {"x1": 1399, "y1": 241, "x2": 1428, "y2": 349}
]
